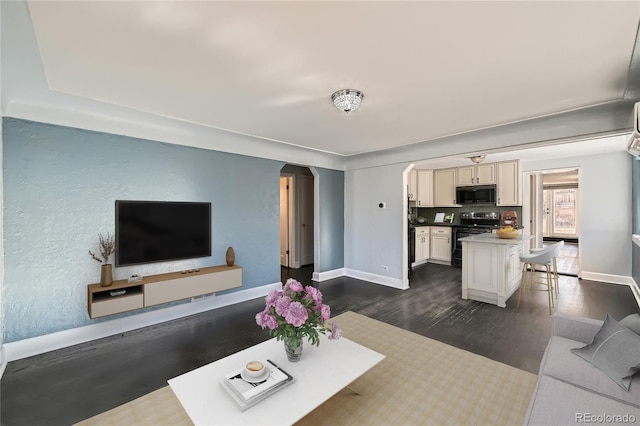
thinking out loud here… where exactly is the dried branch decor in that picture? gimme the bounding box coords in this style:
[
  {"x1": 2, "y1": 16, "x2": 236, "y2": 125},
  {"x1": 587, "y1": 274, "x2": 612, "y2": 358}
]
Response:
[{"x1": 89, "y1": 232, "x2": 116, "y2": 264}]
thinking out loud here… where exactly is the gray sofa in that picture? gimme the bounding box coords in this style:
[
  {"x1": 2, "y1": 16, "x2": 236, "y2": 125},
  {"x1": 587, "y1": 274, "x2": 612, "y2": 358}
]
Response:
[{"x1": 524, "y1": 312, "x2": 640, "y2": 425}]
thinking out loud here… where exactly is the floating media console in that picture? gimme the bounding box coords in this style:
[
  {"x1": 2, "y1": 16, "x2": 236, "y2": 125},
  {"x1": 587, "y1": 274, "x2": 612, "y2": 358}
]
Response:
[{"x1": 87, "y1": 265, "x2": 242, "y2": 319}]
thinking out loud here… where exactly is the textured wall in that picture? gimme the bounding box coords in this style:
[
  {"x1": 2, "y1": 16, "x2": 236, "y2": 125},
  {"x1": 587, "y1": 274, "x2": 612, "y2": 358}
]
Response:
[
  {"x1": 3, "y1": 118, "x2": 283, "y2": 342},
  {"x1": 345, "y1": 163, "x2": 406, "y2": 279},
  {"x1": 317, "y1": 167, "x2": 344, "y2": 272}
]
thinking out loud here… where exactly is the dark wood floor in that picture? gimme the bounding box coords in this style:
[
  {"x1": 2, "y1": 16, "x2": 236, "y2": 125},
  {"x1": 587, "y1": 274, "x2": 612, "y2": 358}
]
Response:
[
  {"x1": 542, "y1": 241, "x2": 580, "y2": 276},
  {"x1": 2, "y1": 263, "x2": 638, "y2": 426}
]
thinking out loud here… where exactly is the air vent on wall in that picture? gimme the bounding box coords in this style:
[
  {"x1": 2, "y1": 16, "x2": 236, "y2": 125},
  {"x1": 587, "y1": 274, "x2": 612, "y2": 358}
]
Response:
[{"x1": 626, "y1": 102, "x2": 640, "y2": 157}]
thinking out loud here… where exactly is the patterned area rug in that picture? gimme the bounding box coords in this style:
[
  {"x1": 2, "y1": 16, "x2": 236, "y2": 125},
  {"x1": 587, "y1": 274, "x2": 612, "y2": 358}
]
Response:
[{"x1": 76, "y1": 311, "x2": 537, "y2": 426}]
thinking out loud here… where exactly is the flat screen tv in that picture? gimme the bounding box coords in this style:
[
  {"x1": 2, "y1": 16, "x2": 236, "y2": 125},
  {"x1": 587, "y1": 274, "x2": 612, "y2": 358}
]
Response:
[{"x1": 115, "y1": 200, "x2": 211, "y2": 267}]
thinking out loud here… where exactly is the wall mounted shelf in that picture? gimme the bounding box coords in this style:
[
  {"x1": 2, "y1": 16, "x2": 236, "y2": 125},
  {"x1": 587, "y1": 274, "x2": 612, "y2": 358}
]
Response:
[{"x1": 87, "y1": 264, "x2": 242, "y2": 319}]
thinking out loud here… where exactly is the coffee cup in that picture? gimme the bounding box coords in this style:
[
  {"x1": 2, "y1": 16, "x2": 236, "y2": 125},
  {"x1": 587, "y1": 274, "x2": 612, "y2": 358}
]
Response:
[{"x1": 244, "y1": 361, "x2": 265, "y2": 378}]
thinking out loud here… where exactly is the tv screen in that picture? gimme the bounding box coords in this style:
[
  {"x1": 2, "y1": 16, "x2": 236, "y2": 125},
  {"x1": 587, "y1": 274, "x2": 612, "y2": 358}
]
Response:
[{"x1": 115, "y1": 201, "x2": 211, "y2": 266}]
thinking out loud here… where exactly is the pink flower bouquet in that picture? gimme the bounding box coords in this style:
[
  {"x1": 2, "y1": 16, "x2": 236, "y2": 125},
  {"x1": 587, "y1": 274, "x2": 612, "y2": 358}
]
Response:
[{"x1": 256, "y1": 278, "x2": 341, "y2": 348}]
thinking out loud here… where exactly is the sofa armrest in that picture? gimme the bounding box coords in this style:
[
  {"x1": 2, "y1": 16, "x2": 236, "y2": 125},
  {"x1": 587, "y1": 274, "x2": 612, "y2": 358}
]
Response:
[{"x1": 552, "y1": 312, "x2": 603, "y2": 344}]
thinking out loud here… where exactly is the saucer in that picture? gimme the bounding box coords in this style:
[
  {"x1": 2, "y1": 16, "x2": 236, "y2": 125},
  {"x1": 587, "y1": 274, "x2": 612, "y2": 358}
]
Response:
[{"x1": 241, "y1": 368, "x2": 269, "y2": 383}]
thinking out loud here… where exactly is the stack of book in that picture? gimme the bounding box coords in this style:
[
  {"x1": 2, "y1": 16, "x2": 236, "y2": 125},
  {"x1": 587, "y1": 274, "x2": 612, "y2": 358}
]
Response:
[{"x1": 220, "y1": 359, "x2": 295, "y2": 411}]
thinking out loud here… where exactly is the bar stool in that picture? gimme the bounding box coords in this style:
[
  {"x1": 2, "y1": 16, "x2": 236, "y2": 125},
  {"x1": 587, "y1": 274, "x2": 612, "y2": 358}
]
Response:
[
  {"x1": 530, "y1": 241, "x2": 564, "y2": 297},
  {"x1": 517, "y1": 245, "x2": 557, "y2": 315}
]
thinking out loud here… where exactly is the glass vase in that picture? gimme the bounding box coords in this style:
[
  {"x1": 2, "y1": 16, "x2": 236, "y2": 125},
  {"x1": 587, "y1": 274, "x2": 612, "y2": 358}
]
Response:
[{"x1": 284, "y1": 337, "x2": 303, "y2": 362}]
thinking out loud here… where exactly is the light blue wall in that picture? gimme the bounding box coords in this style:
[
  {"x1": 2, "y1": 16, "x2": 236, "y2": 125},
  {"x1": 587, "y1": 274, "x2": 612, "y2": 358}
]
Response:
[
  {"x1": 317, "y1": 168, "x2": 344, "y2": 272},
  {"x1": 344, "y1": 163, "x2": 407, "y2": 279},
  {"x1": 523, "y1": 151, "x2": 632, "y2": 276},
  {"x1": 2, "y1": 118, "x2": 285, "y2": 342}
]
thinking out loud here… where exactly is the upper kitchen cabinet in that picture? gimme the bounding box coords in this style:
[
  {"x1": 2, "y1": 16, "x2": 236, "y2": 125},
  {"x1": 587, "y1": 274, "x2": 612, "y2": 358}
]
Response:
[
  {"x1": 434, "y1": 168, "x2": 459, "y2": 207},
  {"x1": 456, "y1": 163, "x2": 496, "y2": 186},
  {"x1": 416, "y1": 170, "x2": 433, "y2": 207},
  {"x1": 497, "y1": 160, "x2": 521, "y2": 206},
  {"x1": 408, "y1": 169, "x2": 417, "y2": 201}
]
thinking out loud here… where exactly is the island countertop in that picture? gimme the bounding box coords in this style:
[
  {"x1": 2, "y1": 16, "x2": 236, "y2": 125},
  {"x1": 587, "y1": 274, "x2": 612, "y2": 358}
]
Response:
[{"x1": 458, "y1": 233, "x2": 533, "y2": 244}]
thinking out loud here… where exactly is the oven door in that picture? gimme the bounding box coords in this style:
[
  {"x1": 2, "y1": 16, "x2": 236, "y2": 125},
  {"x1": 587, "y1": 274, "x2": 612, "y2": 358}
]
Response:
[{"x1": 452, "y1": 227, "x2": 492, "y2": 268}]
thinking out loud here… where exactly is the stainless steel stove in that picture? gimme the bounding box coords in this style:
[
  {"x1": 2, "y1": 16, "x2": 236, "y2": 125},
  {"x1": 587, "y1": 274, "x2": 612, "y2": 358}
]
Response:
[{"x1": 452, "y1": 212, "x2": 500, "y2": 267}]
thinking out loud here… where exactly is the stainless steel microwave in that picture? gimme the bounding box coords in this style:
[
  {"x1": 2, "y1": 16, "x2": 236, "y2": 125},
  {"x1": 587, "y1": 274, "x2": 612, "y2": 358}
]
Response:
[{"x1": 455, "y1": 185, "x2": 496, "y2": 205}]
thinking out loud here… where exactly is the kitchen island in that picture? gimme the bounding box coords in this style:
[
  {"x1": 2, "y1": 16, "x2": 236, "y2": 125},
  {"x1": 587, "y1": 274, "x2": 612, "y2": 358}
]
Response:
[{"x1": 459, "y1": 233, "x2": 533, "y2": 307}]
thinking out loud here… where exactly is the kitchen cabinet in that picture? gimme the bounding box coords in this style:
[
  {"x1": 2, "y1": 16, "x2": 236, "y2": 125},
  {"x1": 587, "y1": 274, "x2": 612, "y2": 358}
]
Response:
[
  {"x1": 408, "y1": 169, "x2": 417, "y2": 201},
  {"x1": 434, "y1": 168, "x2": 458, "y2": 207},
  {"x1": 460, "y1": 233, "x2": 531, "y2": 307},
  {"x1": 413, "y1": 226, "x2": 430, "y2": 266},
  {"x1": 430, "y1": 227, "x2": 451, "y2": 263},
  {"x1": 497, "y1": 160, "x2": 521, "y2": 206},
  {"x1": 416, "y1": 170, "x2": 433, "y2": 207},
  {"x1": 456, "y1": 163, "x2": 496, "y2": 186}
]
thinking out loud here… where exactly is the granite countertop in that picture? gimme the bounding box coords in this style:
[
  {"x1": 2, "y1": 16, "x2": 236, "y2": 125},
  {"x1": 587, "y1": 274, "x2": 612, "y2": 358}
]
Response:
[
  {"x1": 410, "y1": 222, "x2": 456, "y2": 227},
  {"x1": 457, "y1": 233, "x2": 533, "y2": 244}
]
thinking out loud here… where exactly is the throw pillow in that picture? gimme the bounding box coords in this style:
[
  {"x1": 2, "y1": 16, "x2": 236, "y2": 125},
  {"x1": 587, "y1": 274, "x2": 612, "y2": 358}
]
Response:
[
  {"x1": 620, "y1": 313, "x2": 640, "y2": 335},
  {"x1": 571, "y1": 314, "x2": 640, "y2": 391}
]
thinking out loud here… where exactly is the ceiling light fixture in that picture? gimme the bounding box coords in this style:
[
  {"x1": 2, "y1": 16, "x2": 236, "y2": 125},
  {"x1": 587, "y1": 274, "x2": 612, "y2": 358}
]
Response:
[
  {"x1": 469, "y1": 155, "x2": 486, "y2": 164},
  {"x1": 331, "y1": 89, "x2": 364, "y2": 113}
]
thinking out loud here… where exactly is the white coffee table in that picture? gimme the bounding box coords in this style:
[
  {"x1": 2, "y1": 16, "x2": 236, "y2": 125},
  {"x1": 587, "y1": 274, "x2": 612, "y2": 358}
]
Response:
[{"x1": 168, "y1": 335, "x2": 384, "y2": 425}]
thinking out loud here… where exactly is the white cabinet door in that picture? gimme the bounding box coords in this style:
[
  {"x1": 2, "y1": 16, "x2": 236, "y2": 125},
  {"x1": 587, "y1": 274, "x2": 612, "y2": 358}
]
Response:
[
  {"x1": 408, "y1": 169, "x2": 417, "y2": 201},
  {"x1": 415, "y1": 227, "x2": 430, "y2": 262},
  {"x1": 476, "y1": 163, "x2": 496, "y2": 184},
  {"x1": 466, "y1": 243, "x2": 497, "y2": 293},
  {"x1": 456, "y1": 166, "x2": 475, "y2": 186},
  {"x1": 430, "y1": 227, "x2": 451, "y2": 262},
  {"x1": 416, "y1": 170, "x2": 433, "y2": 207},
  {"x1": 456, "y1": 164, "x2": 495, "y2": 186},
  {"x1": 497, "y1": 160, "x2": 521, "y2": 206},
  {"x1": 434, "y1": 168, "x2": 458, "y2": 207}
]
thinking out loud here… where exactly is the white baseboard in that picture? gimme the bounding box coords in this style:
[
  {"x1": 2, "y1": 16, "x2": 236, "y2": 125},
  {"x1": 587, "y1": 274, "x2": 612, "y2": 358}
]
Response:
[
  {"x1": 581, "y1": 271, "x2": 640, "y2": 309},
  {"x1": 312, "y1": 268, "x2": 345, "y2": 282},
  {"x1": 0, "y1": 346, "x2": 6, "y2": 380},
  {"x1": 580, "y1": 271, "x2": 634, "y2": 286},
  {"x1": 344, "y1": 268, "x2": 408, "y2": 290},
  {"x1": 3, "y1": 282, "x2": 281, "y2": 362},
  {"x1": 630, "y1": 278, "x2": 640, "y2": 310}
]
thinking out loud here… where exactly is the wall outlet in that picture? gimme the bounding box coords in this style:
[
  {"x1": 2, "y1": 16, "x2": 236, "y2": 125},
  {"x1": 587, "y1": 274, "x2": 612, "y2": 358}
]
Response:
[{"x1": 381, "y1": 265, "x2": 389, "y2": 270}]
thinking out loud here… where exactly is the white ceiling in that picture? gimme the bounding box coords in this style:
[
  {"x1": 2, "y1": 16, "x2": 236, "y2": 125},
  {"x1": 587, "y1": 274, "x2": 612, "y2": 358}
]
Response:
[{"x1": 24, "y1": 1, "x2": 640, "y2": 157}]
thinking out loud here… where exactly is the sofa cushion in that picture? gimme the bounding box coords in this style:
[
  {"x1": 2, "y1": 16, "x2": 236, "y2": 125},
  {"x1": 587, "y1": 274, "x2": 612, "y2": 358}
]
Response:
[
  {"x1": 621, "y1": 313, "x2": 640, "y2": 335},
  {"x1": 541, "y1": 336, "x2": 640, "y2": 407},
  {"x1": 524, "y1": 375, "x2": 640, "y2": 426},
  {"x1": 571, "y1": 314, "x2": 640, "y2": 391}
]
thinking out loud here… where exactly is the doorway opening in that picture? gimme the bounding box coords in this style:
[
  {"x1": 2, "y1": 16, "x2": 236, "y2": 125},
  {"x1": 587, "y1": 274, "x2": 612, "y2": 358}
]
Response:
[
  {"x1": 525, "y1": 168, "x2": 580, "y2": 277},
  {"x1": 280, "y1": 165, "x2": 315, "y2": 283}
]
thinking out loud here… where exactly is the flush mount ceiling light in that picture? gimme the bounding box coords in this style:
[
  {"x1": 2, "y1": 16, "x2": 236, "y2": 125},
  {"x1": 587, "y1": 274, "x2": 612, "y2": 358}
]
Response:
[
  {"x1": 331, "y1": 89, "x2": 364, "y2": 113},
  {"x1": 469, "y1": 155, "x2": 486, "y2": 164}
]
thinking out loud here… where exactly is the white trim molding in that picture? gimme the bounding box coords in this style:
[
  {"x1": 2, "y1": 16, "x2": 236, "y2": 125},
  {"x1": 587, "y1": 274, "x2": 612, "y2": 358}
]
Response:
[
  {"x1": 631, "y1": 278, "x2": 640, "y2": 309},
  {"x1": 0, "y1": 347, "x2": 6, "y2": 380},
  {"x1": 581, "y1": 271, "x2": 640, "y2": 309},
  {"x1": 312, "y1": 268, "x2": 345, "y2": 282},
  {"x1": 580, "y1": 271, "x2": 635, "y2": 286},
  {"x1": 3, "y1": 282, "x2": 281, "y2": 362},
  {"x1": 312, "y1": 268, "x2": 408, "y2": 290},
  {"x1": 344, "y1": 268, "x2": 408, "y2": 290}
]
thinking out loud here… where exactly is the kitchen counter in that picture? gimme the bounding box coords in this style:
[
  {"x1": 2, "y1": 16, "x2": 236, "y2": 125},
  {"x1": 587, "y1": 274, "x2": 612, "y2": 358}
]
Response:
[
  {"x1": 460, "y1": 234, "x2": 532, "y2": 307},
  {"x1": 458, "y1": 233, "x2": 533, "y2": 244},
  {"x1": 410, "y1": 223, "x2": 456, "y2": 228}
]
